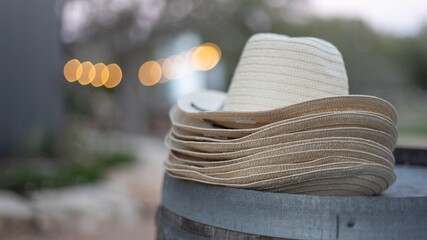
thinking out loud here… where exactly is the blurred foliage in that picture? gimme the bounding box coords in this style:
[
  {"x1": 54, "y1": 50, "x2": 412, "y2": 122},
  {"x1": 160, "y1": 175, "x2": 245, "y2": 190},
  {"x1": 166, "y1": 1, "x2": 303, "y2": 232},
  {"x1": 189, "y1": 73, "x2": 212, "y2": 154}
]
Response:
[
  {"x1": 1, "y1": 120, "x2": 135, "y2": 195},
  {"x1": 54, "y1": 0, "x2": 427, "y2": 139},
  {"x1": 0, "y1": 152, "x2": 134, "y2": 195},
  {"x1": 63, "y1": 0, "x2": 427, "y2": 93},
  {"x1": 64, "y1": 89, "x2": 92, "y2": 116}
]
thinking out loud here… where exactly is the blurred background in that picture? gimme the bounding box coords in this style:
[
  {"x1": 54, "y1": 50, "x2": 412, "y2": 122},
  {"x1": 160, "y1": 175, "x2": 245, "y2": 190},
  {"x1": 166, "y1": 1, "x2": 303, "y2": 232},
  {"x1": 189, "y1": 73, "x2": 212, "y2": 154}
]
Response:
[{"x1": 1, "y1": 0, "x2": 427, "y2": 239}]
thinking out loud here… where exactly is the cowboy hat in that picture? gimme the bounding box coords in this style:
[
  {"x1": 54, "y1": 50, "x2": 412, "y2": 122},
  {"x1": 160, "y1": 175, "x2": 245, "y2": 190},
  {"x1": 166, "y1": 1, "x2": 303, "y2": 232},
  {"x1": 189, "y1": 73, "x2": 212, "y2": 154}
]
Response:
[
  {"x1": 164, "y1": 33, "x2": 398, "y2": 196},
  {"x1": 175, "y1": 34, "x2": 397, "y2": 129}
]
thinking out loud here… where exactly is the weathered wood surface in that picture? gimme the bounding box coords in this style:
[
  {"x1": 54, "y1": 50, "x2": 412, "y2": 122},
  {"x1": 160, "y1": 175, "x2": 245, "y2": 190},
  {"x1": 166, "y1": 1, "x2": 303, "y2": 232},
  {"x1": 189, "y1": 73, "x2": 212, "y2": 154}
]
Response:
[
  {"x1": 157, "y1": 207, "x2": 291, "y2": 240},
  {"x1": 157, "y1": 147, "x2": 427, "y2": 240}
]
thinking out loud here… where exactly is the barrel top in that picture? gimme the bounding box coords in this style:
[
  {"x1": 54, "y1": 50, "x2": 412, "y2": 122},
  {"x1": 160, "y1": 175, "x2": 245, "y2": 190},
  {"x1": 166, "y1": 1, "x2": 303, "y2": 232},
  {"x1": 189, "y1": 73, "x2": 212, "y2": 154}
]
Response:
[{"x1": 161, "y1": 163, "x2": 427, "y2": 240}]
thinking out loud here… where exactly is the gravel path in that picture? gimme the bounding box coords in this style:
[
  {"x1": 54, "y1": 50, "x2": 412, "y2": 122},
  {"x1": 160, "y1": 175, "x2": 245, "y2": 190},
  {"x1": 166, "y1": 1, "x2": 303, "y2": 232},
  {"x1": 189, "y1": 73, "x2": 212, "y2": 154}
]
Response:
[{"x1": 2, "y1": 136, "x2": 168, "y2": 240}]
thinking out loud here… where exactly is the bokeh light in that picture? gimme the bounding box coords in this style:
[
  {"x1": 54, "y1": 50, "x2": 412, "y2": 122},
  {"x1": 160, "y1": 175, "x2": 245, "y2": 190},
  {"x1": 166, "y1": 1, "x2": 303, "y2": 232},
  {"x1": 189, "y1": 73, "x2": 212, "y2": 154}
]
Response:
[
  {"x1": 162, "y1": 57, "x2": 176, "y2": 80},
  {"x1": 139, "y1": 61, "x2": 162, "y2": 86},
  {"x1": 77, "y1": 61, "x2": 96, "y2": 85},
  {"x1": 184, "y1": 48, "x2": 197, "y2": 71},
  {"x1": 161, "y1": 55, "x2": 188, "y2": 80},
  {"x1": 171, "y1": 55, "x2": 187, "y2": 79},
  {"x1": 137, "y1": 43, "x2": 221, "y2": 86},
  {"x1": 64, "y1": 43, "x2": 221, "y2": 88},
  {"x1": 63, "y1": 59, "x2": 82, "y2": 82},
  {"x1": 91, "y1": 63, "x2": 110, "y2": 87},
  {"x1": 191, "y1": 43, "x2": 221, "y2": 71},
  {"x1": 104, "y1": 64, "x2": 122, "y2": 88}
]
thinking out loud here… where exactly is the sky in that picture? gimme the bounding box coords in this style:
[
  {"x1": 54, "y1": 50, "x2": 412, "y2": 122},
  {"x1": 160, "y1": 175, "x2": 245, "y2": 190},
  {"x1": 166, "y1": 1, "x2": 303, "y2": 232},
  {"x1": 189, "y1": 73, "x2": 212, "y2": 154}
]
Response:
[{"x1": 307, "y1": 0, "x2": 427, "y2": 36}]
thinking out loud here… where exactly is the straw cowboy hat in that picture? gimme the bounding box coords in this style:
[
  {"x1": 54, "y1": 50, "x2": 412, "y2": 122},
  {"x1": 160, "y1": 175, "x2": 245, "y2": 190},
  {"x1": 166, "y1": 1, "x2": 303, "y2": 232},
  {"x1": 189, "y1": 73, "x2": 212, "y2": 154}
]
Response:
[
  {"x1": 176, "y1": 34, "x2": 397, "y2": 128},
  {"x1": 164, "y1": 33, "x2": 398, "y2": 196}
]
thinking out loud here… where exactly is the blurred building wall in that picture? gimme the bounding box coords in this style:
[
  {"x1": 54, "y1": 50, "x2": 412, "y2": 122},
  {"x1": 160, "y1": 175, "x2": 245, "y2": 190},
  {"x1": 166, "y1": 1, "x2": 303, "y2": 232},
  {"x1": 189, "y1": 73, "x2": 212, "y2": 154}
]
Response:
[{"x1": 0, "y1": 0, "x2": 64, "y2": 156}]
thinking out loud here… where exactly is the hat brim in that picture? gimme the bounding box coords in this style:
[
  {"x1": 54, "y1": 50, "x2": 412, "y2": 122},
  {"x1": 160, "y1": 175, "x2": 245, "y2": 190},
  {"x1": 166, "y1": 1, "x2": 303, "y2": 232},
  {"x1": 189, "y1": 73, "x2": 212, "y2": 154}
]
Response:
[
  {"x1": 166, "y1": 170, "x2": 385, "y2": 195},
  {"x1": 167, "y1": 127, "x2": 396, "y2": 153},
  {"x1": 166, "y1": 161, "x2": 394, "y2": 195},
  {"x1": 166, "y1": 147, "x2": 393, "y2": 173},
  {"x1": 166, "y1": 156, "x2": 393, "y2": 192},
  {"x1": 167, "y1": 137, "x2": 393, "y2": 162},
  {"x1": 177, "y1": 90, "x2": 397, "y2": 128},
  {"x1": 170, "y1": 106, "x2": 397, "y2": 141},
  {"x1": 168, "y1": 148, "x2": 391, "y2": 168}
]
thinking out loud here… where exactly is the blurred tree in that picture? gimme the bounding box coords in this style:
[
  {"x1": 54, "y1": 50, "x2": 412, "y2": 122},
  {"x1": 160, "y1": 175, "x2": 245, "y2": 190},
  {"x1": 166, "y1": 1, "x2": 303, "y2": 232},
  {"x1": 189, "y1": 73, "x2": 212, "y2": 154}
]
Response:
[
  {"x1": 60, "y1": 0, "x2": 427, "y2": 135},
  {"x1": 61, "y1": 0, "x2": 427, "y2": 91},
  {"x1": 408, "y1": 27, "x2": 427, "y2": 90}
]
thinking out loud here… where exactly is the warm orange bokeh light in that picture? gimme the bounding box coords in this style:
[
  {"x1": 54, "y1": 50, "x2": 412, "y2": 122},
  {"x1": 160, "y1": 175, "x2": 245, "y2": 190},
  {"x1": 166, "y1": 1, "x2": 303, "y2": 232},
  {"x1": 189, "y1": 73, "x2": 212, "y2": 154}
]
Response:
[
  {"x1": 64, "y1": 43, "x2": 221, "y2": 88},
  {"x1": 91, "y1": 63, "x2": 109, "y2": 87},
  {"x1": 191, "y1": 43, "x2": 221, "y2": 71},
  {"x1": 104, "y1": 64, "x2": 122, "y2": 88},
  {"x1": 64, "y1": 59, "x2": 82, "y2": 82},
  {"x1": 77, "y1": 61, "x2": 96, "y2": 85},
  {"x1": 139, "y1": 61, "x2": 162, "y2": 86}
]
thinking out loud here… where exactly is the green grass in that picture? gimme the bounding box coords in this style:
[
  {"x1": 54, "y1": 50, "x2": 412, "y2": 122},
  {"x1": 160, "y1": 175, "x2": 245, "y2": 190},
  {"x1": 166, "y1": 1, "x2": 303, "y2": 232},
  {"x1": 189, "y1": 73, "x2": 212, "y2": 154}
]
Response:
[{"x1": 0, "y1": 152, "x2": 134, "y2": 195}]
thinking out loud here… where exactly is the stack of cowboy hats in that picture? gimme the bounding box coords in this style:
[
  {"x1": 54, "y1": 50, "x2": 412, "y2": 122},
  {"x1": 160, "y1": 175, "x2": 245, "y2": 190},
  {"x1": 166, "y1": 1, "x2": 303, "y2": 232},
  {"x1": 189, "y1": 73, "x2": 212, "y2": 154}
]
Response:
[{"x1": 164, "y1": 33, "x2": 398, "y2": 196}]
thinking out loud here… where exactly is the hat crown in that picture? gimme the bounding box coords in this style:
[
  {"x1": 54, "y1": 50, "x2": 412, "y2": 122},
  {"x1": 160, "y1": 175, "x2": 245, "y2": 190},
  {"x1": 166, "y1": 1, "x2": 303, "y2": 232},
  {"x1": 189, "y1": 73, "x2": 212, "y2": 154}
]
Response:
[{"x1": 223, "y1": 33, "x2": 349, "y2": 111}]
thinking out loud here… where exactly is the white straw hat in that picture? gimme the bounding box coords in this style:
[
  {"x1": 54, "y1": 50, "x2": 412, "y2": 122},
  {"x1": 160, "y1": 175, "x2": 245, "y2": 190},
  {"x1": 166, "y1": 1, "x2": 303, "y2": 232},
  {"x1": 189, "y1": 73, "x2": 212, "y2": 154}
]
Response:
[
  {"x1": 176, "y1": 33, "x2": 397, "y2": 128},
  {"x1": 163, "y1": 33, "x2": 399, "y2": 196}
]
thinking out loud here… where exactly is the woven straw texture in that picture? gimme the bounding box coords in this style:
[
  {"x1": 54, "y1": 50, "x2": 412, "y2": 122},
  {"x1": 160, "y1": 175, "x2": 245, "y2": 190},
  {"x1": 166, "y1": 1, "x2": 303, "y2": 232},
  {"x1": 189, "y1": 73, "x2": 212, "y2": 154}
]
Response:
[
  {"x1": 224, "y1": 34, "x2": 348, "y2": 111},
  {"x1": 163, "y1": 33, "x2": 398, "y2": 196}
]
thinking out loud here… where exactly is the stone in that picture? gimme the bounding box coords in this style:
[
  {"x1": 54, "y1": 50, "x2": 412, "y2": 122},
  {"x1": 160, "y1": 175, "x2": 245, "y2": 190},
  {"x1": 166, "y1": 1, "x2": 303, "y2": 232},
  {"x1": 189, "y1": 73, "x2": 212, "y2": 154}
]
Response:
[
  {"x1": 31, "y1": 184, "x2": 141, "y2": 234},
  {"x1": 0, "y1": 191, "x2": 33, "y2": 233}
]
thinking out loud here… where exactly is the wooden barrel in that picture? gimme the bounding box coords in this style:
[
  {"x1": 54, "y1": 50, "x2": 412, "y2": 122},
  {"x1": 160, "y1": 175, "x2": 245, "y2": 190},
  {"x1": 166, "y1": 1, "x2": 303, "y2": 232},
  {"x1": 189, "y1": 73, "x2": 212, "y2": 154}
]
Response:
[{"x1": 156, "y1": 147, "x2": 427, "y2": 240}]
